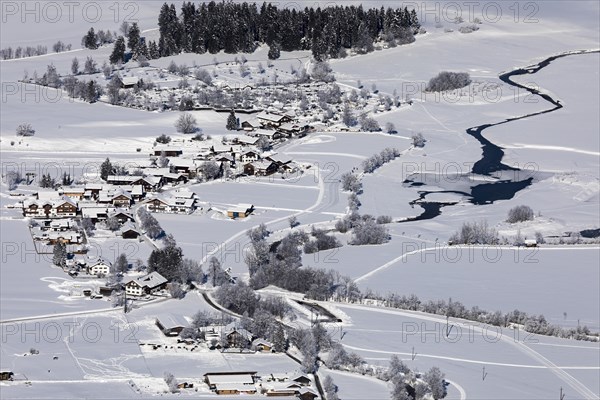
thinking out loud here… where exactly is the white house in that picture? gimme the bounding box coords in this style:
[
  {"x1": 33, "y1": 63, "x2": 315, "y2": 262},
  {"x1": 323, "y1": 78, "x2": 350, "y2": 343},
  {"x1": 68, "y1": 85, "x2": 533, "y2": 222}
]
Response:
[
  {"x1": 87, "y1": 258, "x2": 112, "y2": 276},
  {"x1": 22, "y1": 196, "x2": 77, "y2": 219},
  {"x1": 239, "y1": 149, "x2": 261, "y2": 163},
  {"x1": 146, "y1": 196, "x2": 195, "y2": 214},
  {"x1": 125, "y1": 271, "x2": 168, "y2": 297}
]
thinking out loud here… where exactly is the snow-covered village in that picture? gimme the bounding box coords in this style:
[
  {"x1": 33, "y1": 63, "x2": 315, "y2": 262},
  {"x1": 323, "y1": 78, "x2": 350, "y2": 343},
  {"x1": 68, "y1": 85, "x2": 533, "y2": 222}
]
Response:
[{"x1": 1, "y1": 1, "x2": 599, "y2": 399}]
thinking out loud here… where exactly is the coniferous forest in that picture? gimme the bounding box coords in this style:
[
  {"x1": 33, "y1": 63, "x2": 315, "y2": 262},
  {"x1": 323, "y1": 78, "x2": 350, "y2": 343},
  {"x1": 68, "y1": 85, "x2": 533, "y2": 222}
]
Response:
[{"x1": 153, "y1": 2, "x2": 421, "y2": 60}]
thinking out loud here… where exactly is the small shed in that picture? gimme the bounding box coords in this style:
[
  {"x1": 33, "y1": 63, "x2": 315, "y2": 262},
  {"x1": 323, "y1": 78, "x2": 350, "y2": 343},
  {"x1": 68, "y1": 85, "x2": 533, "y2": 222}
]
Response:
[
  {"x1": 252, "y1": 338, "x2": 273, "y2": 352},
  {"x1": 227, "y1": 204, "x2": 254, "y2": 219},
  {"x1": 0, "y1": 371, "x2": 14, "y2": 381}
]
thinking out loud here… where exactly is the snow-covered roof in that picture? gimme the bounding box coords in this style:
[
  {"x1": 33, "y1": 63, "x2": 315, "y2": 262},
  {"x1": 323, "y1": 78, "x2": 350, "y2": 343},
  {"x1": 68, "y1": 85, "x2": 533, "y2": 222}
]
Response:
[
  {"x1": 299, "y1": 387, "x2": 318, "y2": 396},
  {"x1": 108, "y1": 208, "x2": 132, "y2": 216},
  {"x1": 173, "y1": 189, "x2": 195, "y2": 199},
  {"x1": 229, "y1": 204, "x2": 254, "y2": 213},
  {"x1": 98, "y1": 189, "x2": 132, "y2": 202},
  {"x1": 247, "y1": 160, "x2": 275, "y2": 170},
  {"x1": 215, "y1": 153, "x2": 234, "y2": 162},
  {"x1": 241, "y1": 118, "x2": 261, "y2": 127},
  {"x1": 257, "y1": 112, "x2": 287, "y2": 122},
  {"x1": 169, "y1": 158, "x2": 197, "y2": 169},
  {"x1": 237, "y1": 135, "x2": 259, "y2": 145},
  {"x1": 225, "y1": 322, "x2": 253, "y2": 340},
  {"x1": 252, "y1": 338, "x2": 273, "y2": 347},
  {"x1": 119, "y1": 222, "x2": 139, "y2": 234},
  {"x1": 24, "y1": 195, "x2": 77, "y2": 208},
  {"x1": 242, "y1": 147, "x2": 260, "y2": 155},
  {"x1": 46, "y1": 232, "x2": 81, "y2": 241},
  {"x1": 62, "y1": 187, "x2": 86, "y2": 194},
  {"x1": 278, "y1": 122, "x2": 303, "y2": 131},
  {"x1": 128, "y1": 271, "x2": 168, "y2": 288},
  {"x1": 156, "y1": 314, "x2": 189, "y2": 330},
  {"x1": 266, "y1": 153, "x2": 292, "y2": 164},
  {"x1": 214, "y1": 383, "x2": 257, "y2": 392},
  {"x1": 50, "y1": 219, "x2": 72, "y2": 228},
  {"x1": 80, "y1": 206, "x2": 114, "y2": 218},
  {"x1": 106, "y1": 175, "x2": 144, "y2": 183},
  {"x1": 117, "y1": 185, "x2": 144, "y2": 196},
  {"x1": 146, "y1": 168, "x2": 173, "y2": 178},
  {"x1": 121, "y1": 76, "x2": 139, "y2": 86},
  {"x1": 89, "y1": 257, "x2": 112, "y2": 267},
  {"x1": 204, "y1": 372, "x2": 256, "y2": 385},
  {"x1": 85, "y1": 183, "x2": 105, "y2": 190},
  {"x1": 291, "y1": 374, "x2": 312, "y2": 383},
  {"x1": 253, "y1": 129, "x2": 277, "y2": 137},
  {"x1": 36, "y1": 191, "x2": 60, "y2": 200}
]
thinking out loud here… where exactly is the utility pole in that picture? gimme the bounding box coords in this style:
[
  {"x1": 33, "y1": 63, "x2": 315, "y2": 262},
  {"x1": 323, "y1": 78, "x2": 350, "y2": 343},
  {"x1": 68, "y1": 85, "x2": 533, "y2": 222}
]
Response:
[
  {"x1": 411, "y1": 346, "x2": 416, "y2": 360},
  {"x1": 560, "y1": 387, "x2": 565, "y2": 400},
  {"x1": 482, "y1": 366, "x2": 487, "y2": 381}
]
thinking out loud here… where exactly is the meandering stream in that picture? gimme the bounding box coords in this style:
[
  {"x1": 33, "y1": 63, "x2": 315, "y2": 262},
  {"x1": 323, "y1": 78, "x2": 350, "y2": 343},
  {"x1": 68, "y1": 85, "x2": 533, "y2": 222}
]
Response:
[{"x1": 404, "y1": 49, "x2": 599, "y2": 221}]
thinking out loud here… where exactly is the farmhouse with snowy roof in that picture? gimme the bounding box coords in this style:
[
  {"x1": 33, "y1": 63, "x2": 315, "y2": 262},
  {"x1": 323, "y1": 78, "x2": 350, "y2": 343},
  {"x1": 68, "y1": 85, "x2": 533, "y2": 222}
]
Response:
[
  {"x1": 243, "y1": 160, "x2": 277, "y2": 176},
  {"x1": 87, "y1": 258, "x2": 112, "y2": 276},
  {"x1": 203, "y1": 371, "x2": 257, "y2": 395},
  {"x1": 22, "y1": 196, "x2": 77, "y2": 219},
  {"x1": 146, "y1": 195, "x2": 196, "y2": 214},
  {"x1": 119, "y1": 222, "x2": 140, "y2": 239},
  {"x1": 256, "y1": 111, "x2": 293, "y2": 128},
  {"x1": 125, "y1": 271, "x2": 168, "y2": 297}
]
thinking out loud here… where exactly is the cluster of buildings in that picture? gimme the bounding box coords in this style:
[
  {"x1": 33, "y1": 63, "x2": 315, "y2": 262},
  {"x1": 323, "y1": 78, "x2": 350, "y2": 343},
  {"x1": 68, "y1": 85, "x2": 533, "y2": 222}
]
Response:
[
  {"x1": 22, "y1": 183, "x2": 201, "y2": 244},
  {"x1": 202, "y1": 371, "x2": 319, "y2": 398},
  {"x1": 64, "y1": 256, "x2": 112, "y2": 277},
  {"x1": 152, "y1": 111, "x2": 306, "y2": 178}
]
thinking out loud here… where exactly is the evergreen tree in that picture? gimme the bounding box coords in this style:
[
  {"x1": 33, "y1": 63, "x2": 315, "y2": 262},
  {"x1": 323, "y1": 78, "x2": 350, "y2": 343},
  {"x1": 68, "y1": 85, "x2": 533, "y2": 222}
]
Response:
[
  {"x1": 180, "y1": 1, "x2": 196, "y2": 52},
  {"x1": 158, "y1": 3, "x2": 182, "y2": 56},
  {"x1": 137, "y1": 41, "x2": 149, "y2": 60},
  {"x1": 311, "y1": 33, "x2": 327, "y2": 62},
  {"x1": 268, "y1": 42, "x2": 281, "y2": 60},
  {"x1": 53, "y1": 242, "x2": 67, "y2": 268},
  {"x1": 355, "y1": 22, "x2": 374, "y2": 54},
  {"x1": 127, "y1": 23, "x2": 141, "y2": 56},
  {"x1": 226, "y1": 111, "x2": 238, "y2": 130},
  {"x1": 71, "y1": 57, "x2": 79, "y2": 75},
  {"x1": 148, "y1": 240, "x2": 183, "y2": 282},
  {"x1": 272, "y1": 325, "x2": 287, "y2": 352},
  {"x1": 62, "y1": 172, "x2": 72, "y2": 186},
  {"x1": 85, "y1": 80, "x2": 99, "y2": 103},
  {"x1": 39, "y1": 173, "x2": 56, "y2": 188},
  {"x1": 148, "y1": 41, "x2": 160, "y2": 59},
  {"x1": 83, "y1": 28, "x2": 98, "y2": 49},
  {"x1": 410, "y1": 9, "x2": 420, "y2": 30},
  {"x1": 109, "y1": 36, "x2": 126, "y2": 65},
  {"x1": 100, "y1": 158, "x2": 113, "y2": 181},
  {"x1": 149, "y1": 3, "x2": 419, "y2": 61}
]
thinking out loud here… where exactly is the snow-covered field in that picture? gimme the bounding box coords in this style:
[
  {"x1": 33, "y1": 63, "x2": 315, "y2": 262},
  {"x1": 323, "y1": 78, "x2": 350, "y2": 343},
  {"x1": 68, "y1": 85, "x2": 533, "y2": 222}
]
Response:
[
  {"x1": 327, "y1": 302, "x2": 600, "y2": 400},
  {"x1": 1, "y1": 0, "x2": 599, "y2": 398}
]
